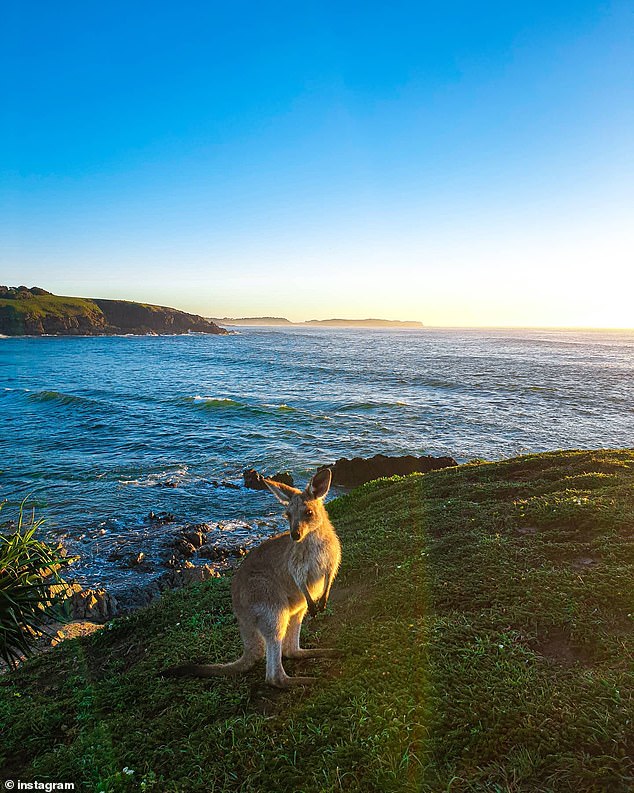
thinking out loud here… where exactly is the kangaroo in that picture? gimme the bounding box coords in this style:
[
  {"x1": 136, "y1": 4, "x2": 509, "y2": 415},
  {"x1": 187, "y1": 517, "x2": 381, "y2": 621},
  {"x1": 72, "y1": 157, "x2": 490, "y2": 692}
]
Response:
[{"x1": 164, "y1": 468, "x2": 341, "y2": 688}]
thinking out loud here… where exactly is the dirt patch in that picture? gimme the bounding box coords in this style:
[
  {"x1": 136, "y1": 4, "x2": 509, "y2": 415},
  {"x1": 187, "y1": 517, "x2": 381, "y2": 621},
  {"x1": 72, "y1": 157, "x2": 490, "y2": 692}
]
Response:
[
  {"x1": 534, "y1": 630, "x2": 593, "y2": 667},
  {"x1": 51, "y1": 620, "x2": 104, "y2": 645},
  {"x1": 541, "y1": 544, "x2": 602, "y2": 567},
  {"x1": 570, "y1": 556, "x2": 600, "y2": 570}
]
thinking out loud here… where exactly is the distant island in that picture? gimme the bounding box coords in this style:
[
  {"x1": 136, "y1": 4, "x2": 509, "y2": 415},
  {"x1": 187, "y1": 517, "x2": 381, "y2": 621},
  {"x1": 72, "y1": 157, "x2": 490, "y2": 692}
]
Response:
[
  {"x1": 212, "y1": 316, "x2": 424, "y2": 328},
  {"x1": 0, "y1": 287, "x2": 227, "y2": 336},
  {"x1": 212, "y1": 316, "x2": 294, "y2": 326}
]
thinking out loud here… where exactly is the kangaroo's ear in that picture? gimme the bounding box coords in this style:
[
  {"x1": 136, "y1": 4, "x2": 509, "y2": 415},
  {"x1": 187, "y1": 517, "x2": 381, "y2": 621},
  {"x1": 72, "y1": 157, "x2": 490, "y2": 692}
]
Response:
[
  {"x1": 263, "y1": 478, "x2": 301, "y2": 505},
  {"x1": 306, "y1": 468, "x2": 332, "y2": 500}
]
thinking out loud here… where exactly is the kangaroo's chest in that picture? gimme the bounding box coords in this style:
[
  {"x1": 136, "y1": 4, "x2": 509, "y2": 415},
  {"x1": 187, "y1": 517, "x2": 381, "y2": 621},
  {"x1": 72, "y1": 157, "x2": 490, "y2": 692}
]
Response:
[{"x1": 289, "y1": 538, "x2": 333, "y2": 594}]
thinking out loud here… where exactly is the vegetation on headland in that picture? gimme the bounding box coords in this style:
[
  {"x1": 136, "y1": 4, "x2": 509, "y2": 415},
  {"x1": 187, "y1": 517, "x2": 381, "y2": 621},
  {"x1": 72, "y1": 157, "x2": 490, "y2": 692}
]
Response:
[
  {"x1": 1, "y1": 449, "x2": 633, "y2": 791},
  {"x1": 0, "y1": 287, "x2": 227, "y2": 336}
]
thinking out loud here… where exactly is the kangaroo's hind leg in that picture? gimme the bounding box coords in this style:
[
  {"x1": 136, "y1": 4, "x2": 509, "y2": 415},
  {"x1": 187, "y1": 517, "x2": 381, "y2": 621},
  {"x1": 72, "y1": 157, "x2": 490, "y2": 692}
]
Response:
[
  {"x1": 283, "y1": 608, "x2": 341, "y2": 659},
  {"x1": 257, "y1": 607, "x2": 316, "y2": 687},
  {"x1": 233, "y1": 616, "x2": 266, "y2": 670}
]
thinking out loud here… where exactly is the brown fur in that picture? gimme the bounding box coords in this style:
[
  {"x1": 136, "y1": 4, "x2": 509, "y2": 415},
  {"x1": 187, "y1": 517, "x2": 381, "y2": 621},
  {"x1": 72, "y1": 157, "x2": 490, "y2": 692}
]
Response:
[{"x1": 164, "y1": 469, "x2": 341, "y2": 688}]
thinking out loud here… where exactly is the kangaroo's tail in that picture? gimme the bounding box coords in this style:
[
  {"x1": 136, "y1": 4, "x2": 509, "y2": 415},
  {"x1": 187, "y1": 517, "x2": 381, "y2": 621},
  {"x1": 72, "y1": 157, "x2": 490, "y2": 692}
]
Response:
[{"x1": 160, "y1": 655, "x2": 255, "y2": 678}]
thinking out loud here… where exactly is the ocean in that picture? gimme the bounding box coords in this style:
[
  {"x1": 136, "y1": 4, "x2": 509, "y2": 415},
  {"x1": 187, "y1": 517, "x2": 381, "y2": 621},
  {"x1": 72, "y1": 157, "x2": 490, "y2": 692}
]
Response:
[{"x1": 2, "y1": 327, "x2": 633, "y2": 593}]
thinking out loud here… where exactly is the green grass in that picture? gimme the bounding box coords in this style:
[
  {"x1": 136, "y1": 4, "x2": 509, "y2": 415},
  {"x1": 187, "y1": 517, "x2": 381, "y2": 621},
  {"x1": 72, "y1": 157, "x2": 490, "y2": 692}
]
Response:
[
  {"x1": 0, "y1": 294, "x2": 105, "y2": 320},
  {"x1": 0, "y1": 294, "x2": 177, "y2": 320},
  {"x1": 1, "y1": 449, "x2": 633, "y2": 791}
]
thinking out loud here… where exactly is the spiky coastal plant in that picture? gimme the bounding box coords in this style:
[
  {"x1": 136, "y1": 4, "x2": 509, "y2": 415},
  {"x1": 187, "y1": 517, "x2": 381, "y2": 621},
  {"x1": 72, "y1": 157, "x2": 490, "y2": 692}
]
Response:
[{"x1": 0, "y1": 502, "x2": 75, "y2": 668}]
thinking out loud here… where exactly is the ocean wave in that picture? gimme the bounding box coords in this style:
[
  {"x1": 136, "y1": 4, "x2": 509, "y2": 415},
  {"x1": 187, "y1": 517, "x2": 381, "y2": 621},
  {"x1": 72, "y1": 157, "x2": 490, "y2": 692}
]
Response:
[
  {"x1": 182, "y1": 396, "x2": 302, "y2": 416},
  {"x1": 337, "y1": 400, "x2": 410, "y2": 411},
  {"x1": 183, "y1": 395, "x2": 245, "y2": 409},
  {"x1": 27, "y1": 390, "x2": 99, "y2": 408}
]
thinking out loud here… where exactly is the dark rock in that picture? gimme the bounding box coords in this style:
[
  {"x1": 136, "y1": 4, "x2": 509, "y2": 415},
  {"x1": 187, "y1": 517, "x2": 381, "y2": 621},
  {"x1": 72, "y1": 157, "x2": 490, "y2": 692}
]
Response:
[
  {"x1": 243, "y1": 469, "x2": 265, "y2": 489},
  {"x1": 147, "y1": 511, "x2": 176, "y2": 524},
  {"x1": 164, "y1": 556, "x2": 196, "y2": 569},
  {"x1": 209, "y1": 479, "x2": 240, "y2": 490},
  {"x1": 198, "y1": 542, "x2": 249, "y2": 561},
  {"x1": 243, "y1": 469, "x2": 294, "y2": 490},
  {"x1": 163, "y1": 555, "x2": 182, "y2": 568},
  {"x1": 156, "y1": 565, "x2": 220, "y2": 591},
  {"x1": 319, "y1": 454, "x2": 457, "y2": 488},
  {"x1": 107, "y1": 549, "x2": 148, "y2": 568},
  {"x1": 180, "y1": 524, "x2": 211, "y2": 548},
  {"x1": 64, "y1": 586, "x2": 119, "y2": 622},
  {"x1": 172, "y1": 539, "x2": 197, "y2": 557}
]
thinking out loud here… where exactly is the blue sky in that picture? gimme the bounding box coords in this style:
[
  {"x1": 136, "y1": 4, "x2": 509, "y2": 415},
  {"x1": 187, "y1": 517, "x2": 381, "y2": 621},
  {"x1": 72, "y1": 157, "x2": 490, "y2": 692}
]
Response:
[{"x1": 2, "y1": 1, "x2": 633, "y2": 325}]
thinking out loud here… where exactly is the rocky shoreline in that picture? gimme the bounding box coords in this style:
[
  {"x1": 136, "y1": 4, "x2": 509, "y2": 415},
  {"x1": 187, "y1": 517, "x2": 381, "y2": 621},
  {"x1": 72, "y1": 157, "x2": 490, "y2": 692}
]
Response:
[
  {"x1": 57, "y1": 515, "x2": 275, "y2": 623},
  {"x1": 0, "y1": 516, "x2": 272, "y2": 671}
]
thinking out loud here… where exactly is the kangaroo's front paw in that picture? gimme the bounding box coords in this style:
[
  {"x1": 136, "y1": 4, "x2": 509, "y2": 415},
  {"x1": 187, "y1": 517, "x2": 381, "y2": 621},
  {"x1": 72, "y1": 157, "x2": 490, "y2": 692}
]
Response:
[{"x1": 307, "y1": 601, "x2": 319, "y2": 618}]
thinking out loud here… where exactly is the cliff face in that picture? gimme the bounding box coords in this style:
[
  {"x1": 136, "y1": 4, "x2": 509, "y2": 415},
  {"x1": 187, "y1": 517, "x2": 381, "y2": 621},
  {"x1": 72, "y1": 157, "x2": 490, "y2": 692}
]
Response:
[
  {"x1": 0, "y1": 288, "x2": 228, "y2": 336},
  {"x1": 93, "y1": 299, "x2": 227, "y2": 335}
]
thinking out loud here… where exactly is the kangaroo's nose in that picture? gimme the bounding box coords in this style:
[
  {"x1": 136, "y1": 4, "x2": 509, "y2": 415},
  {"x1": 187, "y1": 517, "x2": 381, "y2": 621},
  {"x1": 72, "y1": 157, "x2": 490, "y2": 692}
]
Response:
[{"x1": 291, "y1": 528, "x2": 300, "y2": 541}]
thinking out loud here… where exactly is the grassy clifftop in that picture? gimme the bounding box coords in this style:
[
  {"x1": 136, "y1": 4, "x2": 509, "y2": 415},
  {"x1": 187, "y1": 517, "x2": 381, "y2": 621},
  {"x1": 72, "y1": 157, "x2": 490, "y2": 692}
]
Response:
[
  {"x1": 0, "y1": 288, "x2": 226, "y2": 335},
  {"x1": 1, "y1": 449, "x2": 633, "y2": 791}
]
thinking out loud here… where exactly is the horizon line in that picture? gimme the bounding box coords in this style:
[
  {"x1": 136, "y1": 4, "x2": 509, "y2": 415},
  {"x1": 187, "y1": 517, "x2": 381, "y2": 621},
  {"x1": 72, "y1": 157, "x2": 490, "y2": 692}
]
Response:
[{"x1": 219, "y1": 322, "x2": 634, "y2": 331}]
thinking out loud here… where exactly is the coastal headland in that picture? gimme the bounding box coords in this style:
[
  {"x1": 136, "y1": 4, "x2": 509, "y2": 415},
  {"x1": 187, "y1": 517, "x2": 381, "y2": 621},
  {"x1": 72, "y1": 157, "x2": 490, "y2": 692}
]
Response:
[{"x1": 0, "y1": 286, "x2": 227, "y2": 336}]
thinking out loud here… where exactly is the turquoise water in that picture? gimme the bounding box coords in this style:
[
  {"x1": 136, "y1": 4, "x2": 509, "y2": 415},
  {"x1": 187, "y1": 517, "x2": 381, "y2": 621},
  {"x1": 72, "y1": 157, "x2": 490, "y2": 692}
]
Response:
[{"x1": 2, "y1": 327, "x2": 633, "y2": 589}]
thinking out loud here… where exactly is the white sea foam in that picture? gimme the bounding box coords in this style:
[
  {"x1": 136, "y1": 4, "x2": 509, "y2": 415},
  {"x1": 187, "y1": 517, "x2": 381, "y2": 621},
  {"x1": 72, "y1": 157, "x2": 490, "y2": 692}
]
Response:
[
  {"x1": 193, "y1": 395, "x2": 234, "y2": 403},
  {"x1": 118, "y1": 466, "x2": 190, "y2": 487}
]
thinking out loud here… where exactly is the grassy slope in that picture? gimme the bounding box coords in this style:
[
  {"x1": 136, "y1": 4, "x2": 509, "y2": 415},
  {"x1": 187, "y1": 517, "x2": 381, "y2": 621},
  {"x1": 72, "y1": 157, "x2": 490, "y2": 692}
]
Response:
[
  {"x1": 0, "y1": 295, "x2": 105, "y2": 320},
  {"x1": 0, "y1": 295, "x2": 177, "y2": 321},
  {"x1": 1, "y1": 450, "x2": 633, "y2": 792}
]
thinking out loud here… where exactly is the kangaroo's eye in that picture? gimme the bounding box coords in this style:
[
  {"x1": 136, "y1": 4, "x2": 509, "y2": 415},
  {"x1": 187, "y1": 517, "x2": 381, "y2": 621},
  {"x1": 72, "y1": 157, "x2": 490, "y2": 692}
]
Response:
[{"x1": 305, "y1": 508, "x2": 313, "y2": 518}]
